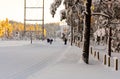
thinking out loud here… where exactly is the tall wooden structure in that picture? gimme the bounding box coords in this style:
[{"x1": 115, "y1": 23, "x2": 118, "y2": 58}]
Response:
[{"x1": 24, "y1": 0, "x2": 44, "y2": 39}]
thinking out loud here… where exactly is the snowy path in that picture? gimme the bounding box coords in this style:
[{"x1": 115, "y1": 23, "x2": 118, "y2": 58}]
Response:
[
  {"x1": 0, "y1": 39, "x2": 120, "y2": 79},
  {"x1": 26, "y1": 45, "x2": 120, "y2": 79},
  {"x1": 0, "y1": 39, "x2": 70, "y2": 79}
]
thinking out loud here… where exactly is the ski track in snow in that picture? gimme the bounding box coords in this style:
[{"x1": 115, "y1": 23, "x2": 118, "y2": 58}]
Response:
[
  {"x1": 0, "y1": 39, "x2": 70, "y2": 79},
  {"x1": 0, "y1": 39, "x2": 120, "y2": 79}
]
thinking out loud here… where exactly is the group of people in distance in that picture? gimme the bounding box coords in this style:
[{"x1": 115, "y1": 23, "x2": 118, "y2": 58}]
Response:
[
  {"x1": 47, "y1": 33, "x2": 68, "y2": 45},
  {"x1": 47, "y1": 38, "x2": 53, "y2": 44},
  {"x1": 47, "y1": 33, "x2": 67, "y2": 45},
  {"x1": 47, "y1": 37, "x2": 67, "y2": 45}
]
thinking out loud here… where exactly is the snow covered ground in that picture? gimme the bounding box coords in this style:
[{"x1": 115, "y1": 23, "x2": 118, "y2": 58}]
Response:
[{"x1": 0, "y1": 39, "x2": 120, "y2": 79}]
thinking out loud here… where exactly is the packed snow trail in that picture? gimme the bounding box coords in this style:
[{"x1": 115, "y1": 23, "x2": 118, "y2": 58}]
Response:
[
  {"x1": 0, "y1": 39, "x2": 70, "y2": 79},
  {"x1": 26, "y1": 45, "x2": 120, "y2": 79},
  {"x1": 0, "y1": 39, "x2": 120, "y2": 79}
]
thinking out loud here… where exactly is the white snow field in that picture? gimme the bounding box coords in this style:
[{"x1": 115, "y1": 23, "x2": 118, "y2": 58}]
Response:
[{"x1": 0, "y1": 39, "x2": 120, "y2": 79}]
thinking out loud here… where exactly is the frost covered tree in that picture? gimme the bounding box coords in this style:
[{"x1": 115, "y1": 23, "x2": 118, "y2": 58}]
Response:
[
  {"x1": 50, "y1": 0, "x2": 92, "y2": 64},
  {"x1": 93, "y1": 0, "x2": 120, "y2": 56}
]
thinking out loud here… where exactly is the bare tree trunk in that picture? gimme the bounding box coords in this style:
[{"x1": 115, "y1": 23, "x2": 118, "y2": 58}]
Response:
[
  {"x1": 78, "y1": 21, "x2": 80, "y2": 41},
  {"x1": 71, "y1": 25, "x2": 73, "y2": 46},
  {"x1": 73, "y1": 27, "x2": 75, "y2": 43},
  {"x1": 71, "y1": 15, "x2": 73, "y2": 46},
  {"x1": 82, "y1": 0, "x2": 92, "y2": 64}
]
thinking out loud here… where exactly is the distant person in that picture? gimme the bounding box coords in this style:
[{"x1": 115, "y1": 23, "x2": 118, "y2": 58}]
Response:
[
  {"x1": 50, "y1": 39, "x2": 53, "y2": 44},
  {"x1": 64, "y1": 38, "x2": 67, "y2": 45},
  {"x1": 47, "y1": 38, "x2": 50, "y2": 43}
]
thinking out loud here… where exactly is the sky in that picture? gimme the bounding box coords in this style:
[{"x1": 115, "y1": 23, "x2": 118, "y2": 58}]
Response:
[{"x1": 0, "y1": 0, "x2": 64, "y2": 24}]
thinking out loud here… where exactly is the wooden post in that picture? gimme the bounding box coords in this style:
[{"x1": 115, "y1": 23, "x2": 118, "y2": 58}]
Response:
[
  {"x1": 24, "y1": 0, "x2": 26, "y2": 34},
  {"x1": 42, "y1": 0, "x2": 45, "y2": 40},
  {"x1": 107, "y1": 56, "x2": 110, "y2": 67},
  {"x1": 104, "y1": 54, "x2": 107, "y2": 65},
  {"x1": 77, "y1": 41, "x2": 79, "y2": 47},
  {"x1": 78, "y1": 41, "x2": 80, "y2": 48},
  {"x1": 91, "y1": 47, "x2": 93, "y2": 55},
  {"x1": 94, "y1": 51, "x2": 96, "y2": 57},
  {"x1": 114, "y1": 57, "x2": 118, "y2": 71},
  {"x1": 97, "y1": 52, "x2": 99, "y2": 60}
]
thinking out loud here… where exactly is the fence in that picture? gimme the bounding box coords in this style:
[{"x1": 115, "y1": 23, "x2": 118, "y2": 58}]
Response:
[{"x1": 90, "y1": 47, "x2": 119, "y2": 71}]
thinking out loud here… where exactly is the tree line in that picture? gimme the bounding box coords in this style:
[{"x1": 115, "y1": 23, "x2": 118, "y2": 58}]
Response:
[{"x1": 0, "y1": 18, "x2": 47, "y2": 39}]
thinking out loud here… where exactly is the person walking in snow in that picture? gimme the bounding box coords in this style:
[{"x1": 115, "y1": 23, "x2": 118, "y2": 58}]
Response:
[
  {"x1": 50, "y1": 39, "x2": 53, "y2": 44},
  {"x1": 64, "y1": 37, "x2": 67, "y2": 45}
]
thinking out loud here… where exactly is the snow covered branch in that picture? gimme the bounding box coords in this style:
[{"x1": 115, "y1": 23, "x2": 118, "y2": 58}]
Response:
[{"x1": 50, "y1": 0, "x2": 62, "y2": 17}]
